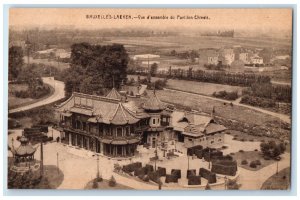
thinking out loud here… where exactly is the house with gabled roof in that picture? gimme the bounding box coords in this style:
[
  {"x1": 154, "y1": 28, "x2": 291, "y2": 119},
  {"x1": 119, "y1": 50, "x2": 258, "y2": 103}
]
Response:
[{"x1": 171, "y1": 110, "x2": 227, "y2": 148}]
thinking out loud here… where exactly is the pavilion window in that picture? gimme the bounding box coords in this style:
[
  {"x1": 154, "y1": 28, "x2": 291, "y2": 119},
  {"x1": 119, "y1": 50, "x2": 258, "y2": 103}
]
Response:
[
  {"x1": 126, "y1": 126, "x2": 130, "y2": 136},
  {"x1": 117, "y1": 127, "x2": 123, "y2": 137},
  {"x1": 152, "y1": 118, "x2": 155, "y2": 125}
]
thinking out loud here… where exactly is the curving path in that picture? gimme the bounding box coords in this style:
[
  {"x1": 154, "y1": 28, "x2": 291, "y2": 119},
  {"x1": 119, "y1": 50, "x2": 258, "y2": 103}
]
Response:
[
  {"x1": 163, "y1": 88, "x2": 291, "y2": 124},
  {"x1": 9, "y1": 77, "x2": 65, "y2": 114}
]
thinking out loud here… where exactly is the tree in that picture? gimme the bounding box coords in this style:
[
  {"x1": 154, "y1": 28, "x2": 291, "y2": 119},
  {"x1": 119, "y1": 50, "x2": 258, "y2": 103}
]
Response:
[
  {"x1": 65, "y1": 43, "x2": 129, "y2": 96},
  {"x1": 260, "y1": 141, "x2": 286, "y2": 159},
  {"x1": 9, "y1": 46, "x2": 24, "y2": 80},
  {"x1": 150, "y1": 63, "x2": 158, "y2": 77}
]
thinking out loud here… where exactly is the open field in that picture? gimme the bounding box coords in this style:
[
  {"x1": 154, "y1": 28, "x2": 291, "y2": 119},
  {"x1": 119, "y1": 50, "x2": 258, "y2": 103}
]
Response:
[
  {"x1": 155, "y1": 89, "x2": 280, "y2": 126},
  {"x1": 106, "y1": 36, "x2": 292, "y2": 52},
  {"x1": 25, "y1": 56, "x2": 70, "y2": 71},
  {"x1": 261, "y1": 167, "x2": 290, "y2": 190},
  {"x1": 128, "y1": 75, "x2": 245, "y2": 96}
]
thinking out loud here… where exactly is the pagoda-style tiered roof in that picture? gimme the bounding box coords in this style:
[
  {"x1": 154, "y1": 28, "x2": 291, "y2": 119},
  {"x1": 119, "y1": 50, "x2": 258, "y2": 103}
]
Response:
[
  {"x1": 142, "y1": 92, "x2": 166, "y2": 111},
  {"x1": 11, "y1": 136, "x2": 36, "y2": 157},
  {"x1": 56, "y1": 92, "x2": 148, "y2": 125},
  {"x1": 106, "y1": 88, "x2": 122, "y2": 100}
]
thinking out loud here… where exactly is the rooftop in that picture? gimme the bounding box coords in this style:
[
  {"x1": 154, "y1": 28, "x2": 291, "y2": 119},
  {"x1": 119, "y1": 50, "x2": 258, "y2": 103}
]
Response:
[{"x1": 57, "y1": 91, "x2": 148, "y2": 125}]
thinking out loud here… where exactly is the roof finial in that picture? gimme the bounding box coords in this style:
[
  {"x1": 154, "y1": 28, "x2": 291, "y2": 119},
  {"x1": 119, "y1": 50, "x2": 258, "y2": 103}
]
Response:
[{"x1": 211, "y1": 106, "x2": 215, "y2": 118}]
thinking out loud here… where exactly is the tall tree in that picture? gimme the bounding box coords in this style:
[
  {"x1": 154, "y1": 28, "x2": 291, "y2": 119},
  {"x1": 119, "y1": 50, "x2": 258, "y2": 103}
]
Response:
[
  {"x1": 65, "y1": 43, "x2": 129, "y2": 96},
  {"x1": 9, "y1": 46, "x2": 24, "y2": 80}
]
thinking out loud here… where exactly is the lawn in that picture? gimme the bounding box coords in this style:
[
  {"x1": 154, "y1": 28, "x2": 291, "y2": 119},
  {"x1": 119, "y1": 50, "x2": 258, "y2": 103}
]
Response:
[
  {"x1": 127, "y1": 75, "x2": 245, "y2": 96},
  {"x1": 84, "y1": 178, "x2": 133, "y2": 190},
  {"x1": 232, "y1": 151, "x2": 276, "y2": 171},
  {"x1": 227, "y1": 130, "x2": 282, "y2": 143},
  {"x1": 261, "y1": 167, "x2": 290, "y2": 190},
  {"x1": 8, "y1": 83, "x2": 54, "y2": 110}
]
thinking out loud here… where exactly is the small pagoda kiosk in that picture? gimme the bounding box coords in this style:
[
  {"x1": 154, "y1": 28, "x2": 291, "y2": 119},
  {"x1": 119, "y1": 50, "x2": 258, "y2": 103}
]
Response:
[{"x1": 11, "y1": 135, "x2": 37, "y2": 164}]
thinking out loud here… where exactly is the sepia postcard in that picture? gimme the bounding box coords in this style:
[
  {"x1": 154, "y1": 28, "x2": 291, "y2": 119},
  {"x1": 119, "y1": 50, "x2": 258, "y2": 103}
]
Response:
[{"x1": 7, "y1": 7, "x2": 293, "y2": 191}]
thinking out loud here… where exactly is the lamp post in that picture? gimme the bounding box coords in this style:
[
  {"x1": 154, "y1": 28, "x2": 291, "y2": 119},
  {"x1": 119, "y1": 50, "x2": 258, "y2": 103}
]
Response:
[
  {"x1": 57, "y1": 152, "x2": 59, "y2": 174},
  {"x1": 93, "y1": 154, "x2": 100, "y2": 179},
  {"x1": 224, "y1": 176, "x2": 228, "y2": 190}
]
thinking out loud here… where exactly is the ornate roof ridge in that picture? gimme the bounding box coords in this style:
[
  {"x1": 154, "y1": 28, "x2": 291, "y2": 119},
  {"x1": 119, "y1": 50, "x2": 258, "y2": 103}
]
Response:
[{"x1": 73, "y1": 92, "x2": 121, "y2": 104}]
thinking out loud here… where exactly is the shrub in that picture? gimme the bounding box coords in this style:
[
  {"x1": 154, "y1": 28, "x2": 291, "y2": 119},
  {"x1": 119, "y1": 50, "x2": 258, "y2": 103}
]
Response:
[
  {"x1": 222, "y1": 146, "x2": 228, "y2": 149},
  {"x1": 171, "y1": 169, "x2": 181, "y2": 179},
  {"x1": 92, "y1": 179, "x2": 98, "y2": 189},
  {"x1": 249, "y1": 139, "x2": 254, "y2": 142},
  {"x1": 241, "y1": 160, "x2": 248, "y2": 165},
  {"x1": 108, "y1": 176, "x2": 116, "y2": 187},
  {"x1": 249, "y1": 161, "x2": 257, "y2": 168},
  {"x1": 188, "y1": 176, "x2": 201, "y2": 185},
  {"x1": 165, "y1": 174, "x2": 178, "y2": 183},
  {"x1": 233, "y1": 137, "x2": 237, "y2": 140},
  {"x1": 254, "y1": 149, "x2": 258, "y2": 151},
  {"x1": 187, "y1": 169, "x2": 196, "y2": 179},
  {"x1": 255, "y1": 160, "x2": 262, "y2": 165},
  {"x1": 239, "y1": 150, "x2": 244, "y2": 153}
]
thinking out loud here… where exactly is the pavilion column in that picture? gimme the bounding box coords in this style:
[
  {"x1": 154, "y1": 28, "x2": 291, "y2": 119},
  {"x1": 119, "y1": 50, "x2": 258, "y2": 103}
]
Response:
[
  {"x1": 87, "y1": 137, "x2": 90, "y2": 150},
  {"x1": 69, "y1": 133, "x2": 72, "y2": 146}
]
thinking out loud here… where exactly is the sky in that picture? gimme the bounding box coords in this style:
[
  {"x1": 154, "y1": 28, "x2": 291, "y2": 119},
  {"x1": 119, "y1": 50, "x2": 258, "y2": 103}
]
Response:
[{"x1": 9, "y1": 8, "x2": 292, "y2": 33}]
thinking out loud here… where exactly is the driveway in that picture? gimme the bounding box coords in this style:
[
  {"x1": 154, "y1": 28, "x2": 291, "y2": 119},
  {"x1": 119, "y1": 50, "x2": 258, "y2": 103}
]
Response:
[{"x1": 9, "y1": 77, "x2": 65, "y2": 114}]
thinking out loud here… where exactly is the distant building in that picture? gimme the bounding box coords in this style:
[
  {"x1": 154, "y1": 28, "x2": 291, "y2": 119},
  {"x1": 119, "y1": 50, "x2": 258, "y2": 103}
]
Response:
[
  {"x1": 251, "y1": 56, "x2": 264, "y2": 65},
  {"x1": 206, "y1": 50, "x2": 219, "y2": 65},
  {"x1": 239, "y1": 52, "x2": 250, "y2": 64},
  {"x1": 219, "y1": 48, "x2": 235, "y2": 65}
]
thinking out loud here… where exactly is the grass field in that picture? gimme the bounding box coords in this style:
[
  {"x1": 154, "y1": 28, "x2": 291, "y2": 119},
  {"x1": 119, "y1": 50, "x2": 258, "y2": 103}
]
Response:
[
  {"x1": 232, "y1": 151, "x2": 276, "y2": 171},
  {"x1": 155, "y1": 89, "x2": 278, "y2": 126},
  {"x1": 128, "y1": 75, "x2": 245, "y2": 96},
  {"x1": 26, "y1": 56, "x2": 70, "y2": 71},
  {"x1": 107, "y1": 36, "x2": 291, "y2": 51},
  {"x1": 261, "y1": 167, "x2": 290, "y2": 190}
]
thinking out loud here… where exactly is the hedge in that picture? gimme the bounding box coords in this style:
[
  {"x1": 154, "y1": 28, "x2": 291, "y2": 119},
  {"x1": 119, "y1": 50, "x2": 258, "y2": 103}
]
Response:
[
  {"x1": 171, "y1": 169, "x2": 181, "y2": 179},
  {"x1": 199, "y1": 168, "x2": 217, "y2": 184},
  {"x1": 148, "y1": 171, "x2": 160, "y2": 184},
  {"x1": 211, "y1": 160, "x2": 237, "y2": 176},
  {"x1": 165, "y1": 174, "x2": 178, "y2": 183},
  {"x1": 188, "y1": 176, "x2": 201, "y2": 185},
  {"x1": 145, "y1": 164, "x2": 154, "y2": 174},
  {"x1": 157, "y1": 167, "x2": 167, "y2": 177},
  {"x1": 187, "y1": 145, "x2": 203, "y2": 156},
  {"x1": 187, "y1": 169, "x2": 197, "y2": 179},
  {"x1": 134, "y1": 167, "x2": 147, "y2": 177},
  {"x1": 122, "y1": 162, "x2": 142, "y2": 173}
]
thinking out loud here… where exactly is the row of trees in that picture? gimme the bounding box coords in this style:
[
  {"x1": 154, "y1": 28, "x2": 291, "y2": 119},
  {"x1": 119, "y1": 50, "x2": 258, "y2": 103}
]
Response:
[
  {"x1": 129, "y1": 67, "x2": 271, "y2": 87},
  {"x1": 63, "y1": 43, "x2": 129, "y2": 97},
  {"x1": 243, "y1": 83, "x2": 291, "y2": 103}
]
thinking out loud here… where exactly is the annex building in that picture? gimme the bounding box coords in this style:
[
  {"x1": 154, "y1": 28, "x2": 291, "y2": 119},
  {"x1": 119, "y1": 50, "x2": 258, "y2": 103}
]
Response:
[{"x1": 56, "y1": 88, "x2": 227, "y2": 158}]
